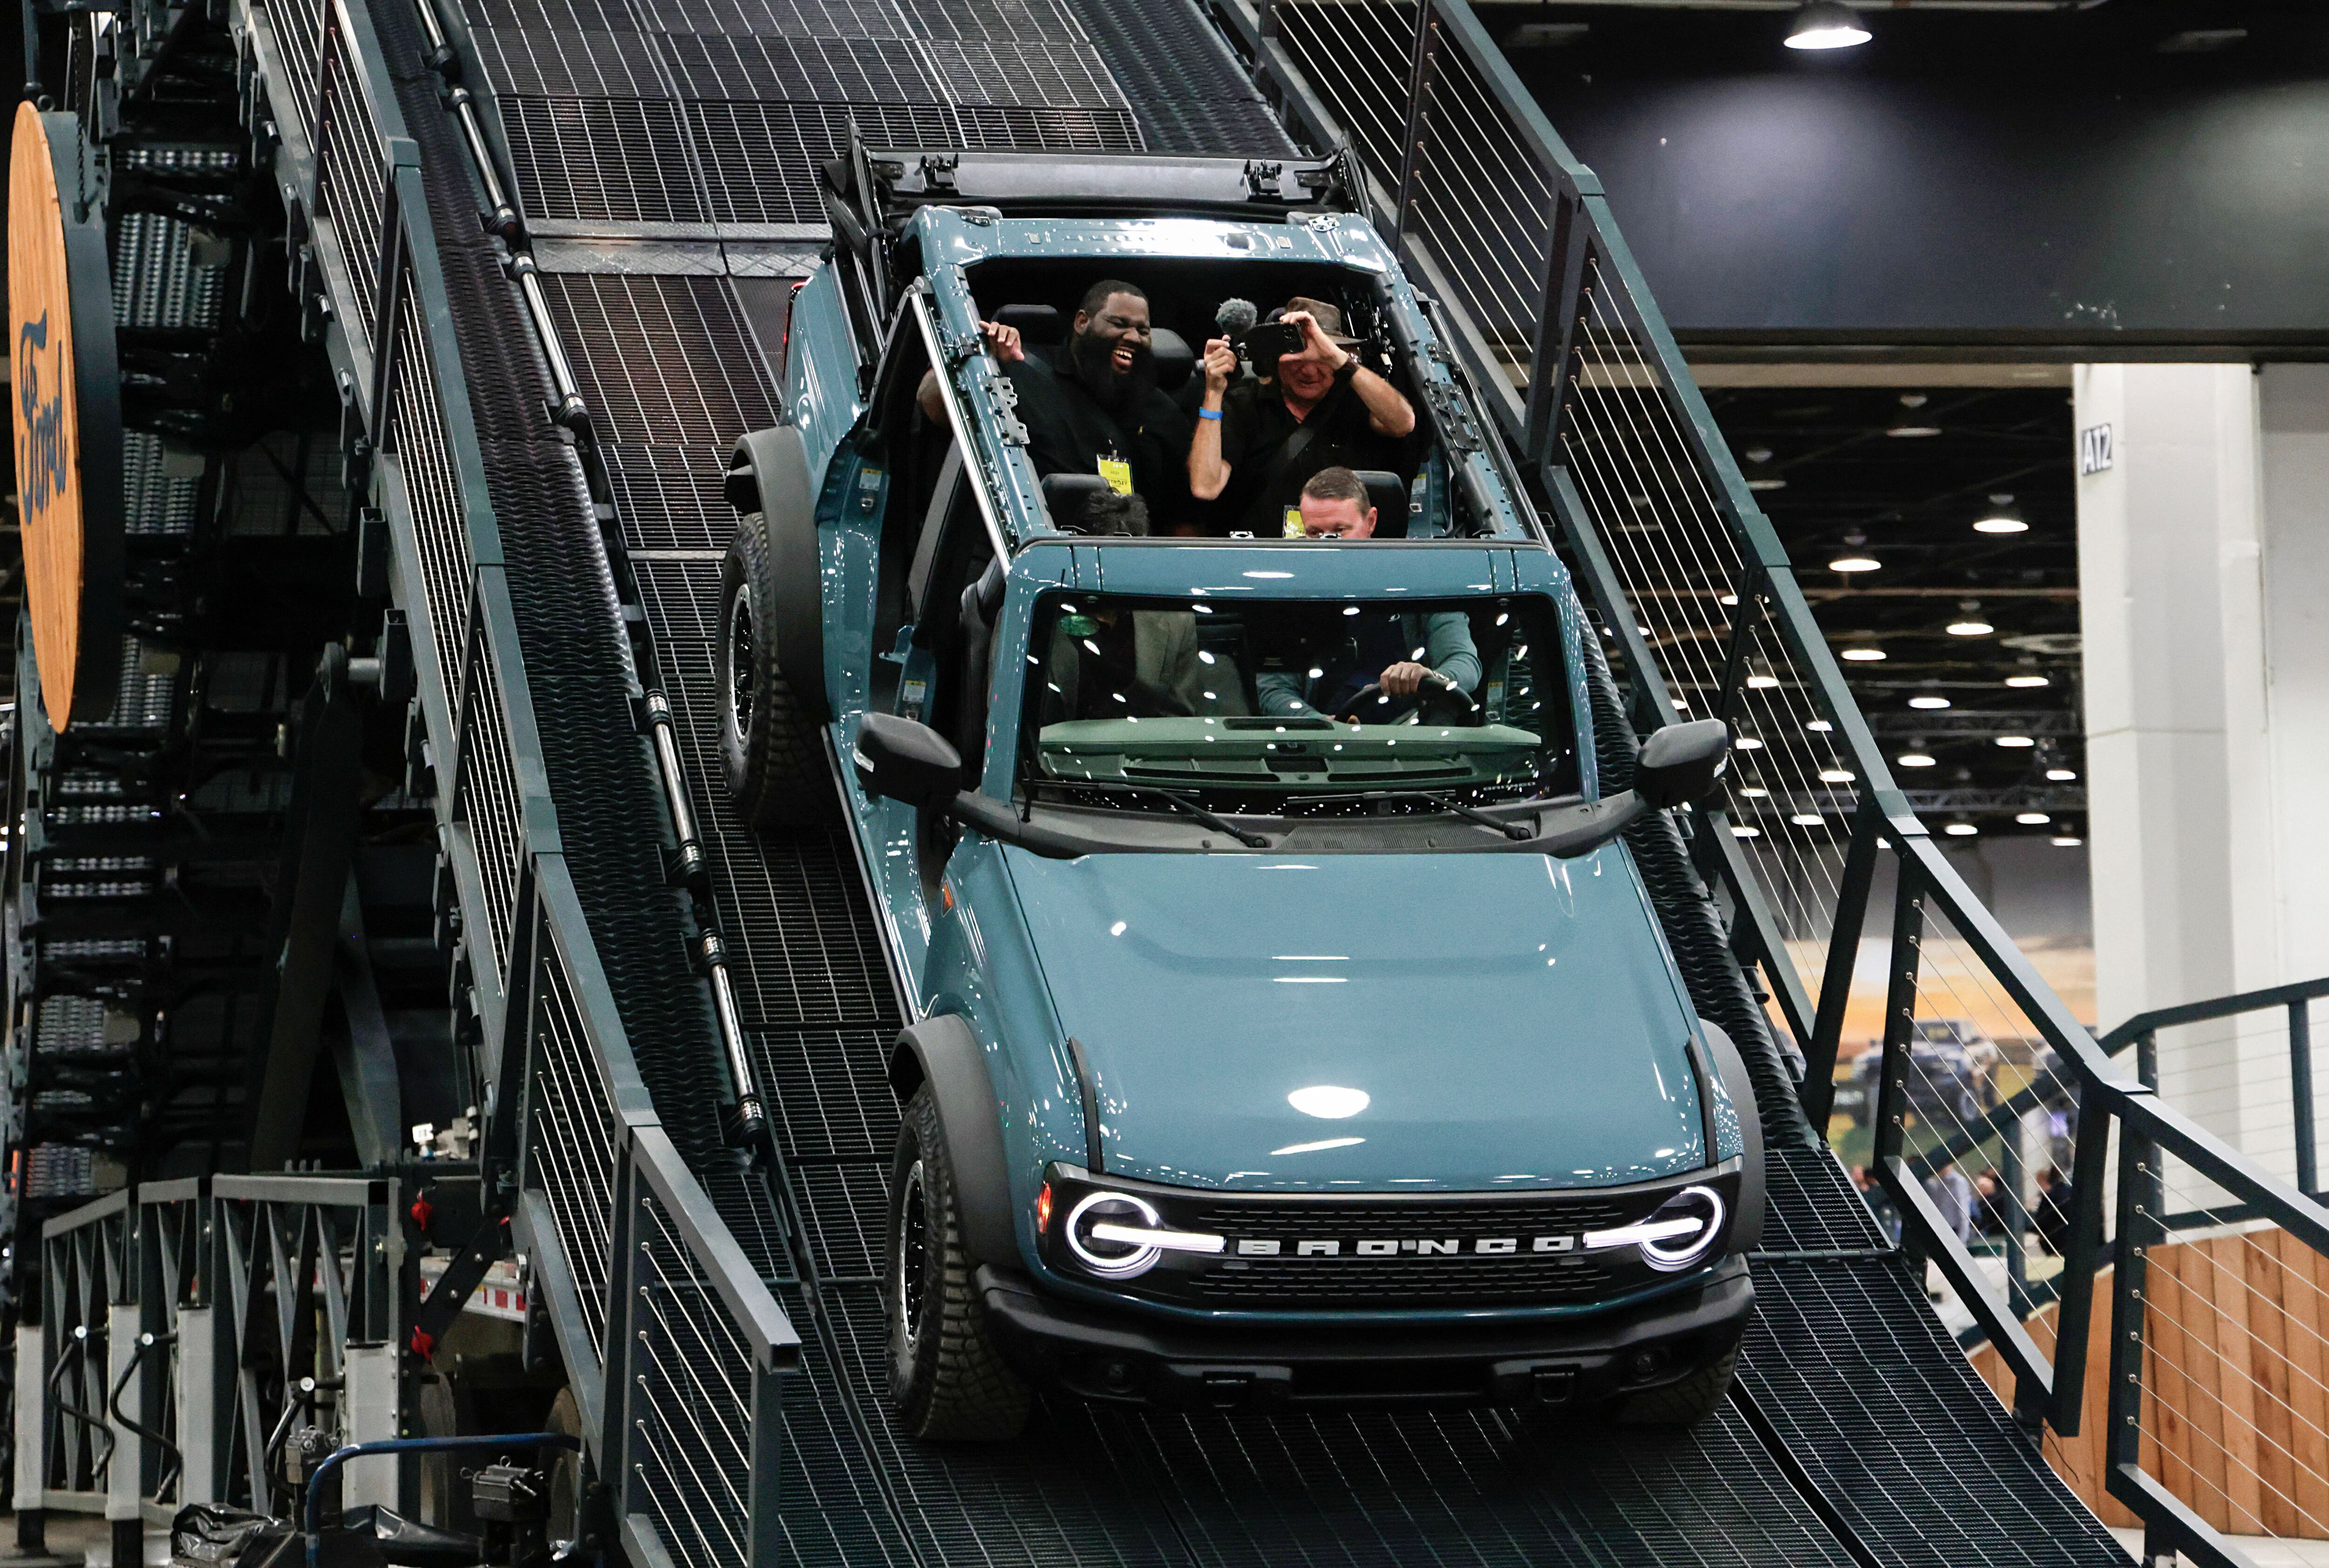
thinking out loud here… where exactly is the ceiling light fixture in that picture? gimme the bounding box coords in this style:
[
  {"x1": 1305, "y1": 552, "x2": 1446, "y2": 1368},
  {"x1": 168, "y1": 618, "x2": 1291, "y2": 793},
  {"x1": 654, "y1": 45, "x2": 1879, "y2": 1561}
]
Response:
[
  {"x1": 1974, "y1": 493, "x2": 2028, "y2": 534},
  {"x1": 2051, "y1": 834, "x2": 2085, "y2": 848},
  {"x1": 1995, "y1": 734, "x2": 2035, "y2": 748},
  {"x1": 1840, "y1": 646, "x2": 1886, "y2": 661},
  {"x1": 1790, "y1": 813, "x2": 1824, "y2": 826},
  {"x1": 1785, "y1": 1, "x2": 1871, "y2": 52},
  {"x1": 2016, "y1": 812, "x2": 2052, "y2": 826},
  {"x1": 2046, "y1": 767, "x2": 2077, "y2": 782},
  {"x1": 1731, "y1": 824, "x2": 1763, "y2": 839},
  {"x1": 1908, "y1": 695, "x2": 1951, "y2": 710},
  {"x1": 1947, "y1": 599, "x2": 1994, "y2": 637},
  {"x1": 2004, "y1": 674, "x2": 2050, "y2": 689},
  {"x1": 1747, "y1": 673, "x2": 1781, "y2": 690},
  {"x1": 1896, "y1": 752, "x2": 1936, "y2": 768},
  {"x1": 1830, "y1": 556, "x2": 1881, "y2": 573},
  {"x1": 1818, "y1": 768, "x2": 1856, "y2": 783},
  {"x1": 1944, "y1": 820, "x2": 1979, "y2": 837}
]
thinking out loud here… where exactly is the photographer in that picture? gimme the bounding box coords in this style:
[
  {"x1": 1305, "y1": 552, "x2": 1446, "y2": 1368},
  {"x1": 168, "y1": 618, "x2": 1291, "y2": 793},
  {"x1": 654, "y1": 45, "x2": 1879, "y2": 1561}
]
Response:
[{"x1": 1188, "y1": 296, "x2": 1418, "y2": 537}]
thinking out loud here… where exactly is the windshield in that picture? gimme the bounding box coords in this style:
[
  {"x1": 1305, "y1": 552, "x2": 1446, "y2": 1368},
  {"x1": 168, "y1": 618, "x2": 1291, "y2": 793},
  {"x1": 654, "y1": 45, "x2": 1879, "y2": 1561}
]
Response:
[{"x1": 1018, "y1": 591, "x2": 1577, "y2": 815}]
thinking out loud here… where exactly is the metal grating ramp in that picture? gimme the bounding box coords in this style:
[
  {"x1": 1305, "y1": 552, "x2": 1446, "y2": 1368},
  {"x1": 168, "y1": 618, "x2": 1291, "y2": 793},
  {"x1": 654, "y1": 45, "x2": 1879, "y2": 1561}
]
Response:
[
  {"x1": 1742, "y1": 1258, "x2": 2130, "y2": 1568},
  {"x1": 471, "y1": 0, "x2": 1190, "y2": 243}
]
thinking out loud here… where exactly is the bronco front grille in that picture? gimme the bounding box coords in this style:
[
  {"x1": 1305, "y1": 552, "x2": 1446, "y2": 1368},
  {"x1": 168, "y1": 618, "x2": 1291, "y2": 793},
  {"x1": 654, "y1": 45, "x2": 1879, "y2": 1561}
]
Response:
[
  {"x1": 1187, "y1": 1249, "x2": 1623, "y2": 1305},
  {"x1": 1043, "y1": 1167, "x2": 1735, "y2": 1313}
]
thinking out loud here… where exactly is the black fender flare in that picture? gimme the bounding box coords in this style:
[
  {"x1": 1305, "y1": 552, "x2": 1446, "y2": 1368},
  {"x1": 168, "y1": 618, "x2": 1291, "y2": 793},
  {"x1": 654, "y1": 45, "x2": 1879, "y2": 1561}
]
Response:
[
  {"x1": 888, "y1": 1014, "x2": 1015, "y2": 1266},
  {"x1": 1700, "y1": 1020, "x2": 1767, "y2": 1256},
  {"x1": 724, "y1": 426, "x2": 828, "y2": 721}
]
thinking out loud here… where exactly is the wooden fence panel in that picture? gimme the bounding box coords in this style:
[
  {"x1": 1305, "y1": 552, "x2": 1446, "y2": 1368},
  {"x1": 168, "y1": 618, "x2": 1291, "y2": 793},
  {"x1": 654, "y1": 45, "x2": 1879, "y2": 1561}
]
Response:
[{"x1": 1970, "y1": 1229, "x2": 2329, "y2": 1539}]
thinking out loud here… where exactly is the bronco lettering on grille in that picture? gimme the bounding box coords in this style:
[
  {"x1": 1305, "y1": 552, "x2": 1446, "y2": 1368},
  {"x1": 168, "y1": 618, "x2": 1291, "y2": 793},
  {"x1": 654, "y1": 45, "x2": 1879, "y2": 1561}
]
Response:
[{"x1": 1230, "y1": 1235, "x2": 1581, "y2": 1257}]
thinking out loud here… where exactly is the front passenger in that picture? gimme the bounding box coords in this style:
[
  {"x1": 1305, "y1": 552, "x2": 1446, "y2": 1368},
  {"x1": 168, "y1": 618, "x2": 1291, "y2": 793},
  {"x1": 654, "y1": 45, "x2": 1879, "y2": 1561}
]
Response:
[{"x1": 1040, "y1": 495, "x2": 1247, "y2": 720}]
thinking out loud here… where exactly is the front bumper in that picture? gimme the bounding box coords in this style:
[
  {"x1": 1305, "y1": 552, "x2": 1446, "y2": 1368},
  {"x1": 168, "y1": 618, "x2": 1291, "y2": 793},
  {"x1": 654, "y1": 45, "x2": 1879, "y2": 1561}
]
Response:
[{"x1": 978, "y1": 1254, "x2": 1751, "y2": 1410}]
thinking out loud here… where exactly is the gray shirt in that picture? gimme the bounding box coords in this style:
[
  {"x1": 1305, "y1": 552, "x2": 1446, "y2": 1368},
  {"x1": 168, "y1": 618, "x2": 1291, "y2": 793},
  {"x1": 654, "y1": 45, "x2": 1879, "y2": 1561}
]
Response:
[{"x1": 1255, "y1": 609, "x2": 1481, "y2": 719}]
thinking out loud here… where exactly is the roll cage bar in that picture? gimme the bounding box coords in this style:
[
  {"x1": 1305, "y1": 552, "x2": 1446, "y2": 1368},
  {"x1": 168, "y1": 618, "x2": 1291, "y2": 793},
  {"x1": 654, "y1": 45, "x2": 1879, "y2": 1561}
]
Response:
[{"x1": 839, "y1": 212, "x2": 1536, "y2": 550}]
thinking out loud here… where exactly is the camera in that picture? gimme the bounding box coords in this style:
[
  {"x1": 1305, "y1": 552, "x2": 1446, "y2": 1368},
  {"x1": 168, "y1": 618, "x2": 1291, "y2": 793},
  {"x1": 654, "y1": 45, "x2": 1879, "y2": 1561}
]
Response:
[{"x1": 1243, "y1": 320, "x2": 1304, "y2": 363}]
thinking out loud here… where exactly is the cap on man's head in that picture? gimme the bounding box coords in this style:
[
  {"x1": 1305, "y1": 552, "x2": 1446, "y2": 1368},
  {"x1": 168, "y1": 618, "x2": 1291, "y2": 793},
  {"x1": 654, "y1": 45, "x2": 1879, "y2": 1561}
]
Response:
[{"x1": 1276, "y1": 296, "x2": 1359, "y2": 346}]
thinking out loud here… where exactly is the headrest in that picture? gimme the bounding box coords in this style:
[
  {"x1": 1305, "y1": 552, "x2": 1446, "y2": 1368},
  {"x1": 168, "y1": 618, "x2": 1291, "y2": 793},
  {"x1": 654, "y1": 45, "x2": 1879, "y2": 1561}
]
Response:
[
  {"x1": 1349, "y1": 469, "x2": 1409, "y2": 540},
  {"x1": 994, "y1": 304, "x2": 1063, "y2": 345},
  {"x1": 1040, "y1": 472, "x2": 1112, "y2": 531},
  {"x1": 1149, "y1": 327, "x2": 1193, "y2": 394}
]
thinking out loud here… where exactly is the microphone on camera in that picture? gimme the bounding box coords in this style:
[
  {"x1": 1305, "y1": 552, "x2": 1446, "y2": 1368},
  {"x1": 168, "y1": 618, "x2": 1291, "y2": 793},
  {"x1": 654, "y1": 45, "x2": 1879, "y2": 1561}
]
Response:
[{"x1": 1214, "y1": 297, "x2": 1258, "y2": 345}]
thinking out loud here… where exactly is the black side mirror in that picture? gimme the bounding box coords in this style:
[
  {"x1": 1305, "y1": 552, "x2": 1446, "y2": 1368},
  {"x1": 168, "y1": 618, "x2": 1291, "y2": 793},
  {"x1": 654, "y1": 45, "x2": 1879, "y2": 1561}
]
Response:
[
  {"x1": 854, "y1": 712, "x2": 962, "y2": 807},
  {"x1": 1634, "y1": 720, "x2": 1731, "y2": 809}
]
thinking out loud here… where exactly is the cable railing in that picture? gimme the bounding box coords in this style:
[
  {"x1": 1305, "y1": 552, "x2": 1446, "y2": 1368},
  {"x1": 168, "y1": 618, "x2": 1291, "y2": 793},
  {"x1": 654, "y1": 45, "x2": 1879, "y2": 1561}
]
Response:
[
  {"x1": 11, "y1": 0, "x2": 801, "y2": 1554},
  {"x1": 1242, "y1": 1, "x2": 2329, "y2": 1560}
]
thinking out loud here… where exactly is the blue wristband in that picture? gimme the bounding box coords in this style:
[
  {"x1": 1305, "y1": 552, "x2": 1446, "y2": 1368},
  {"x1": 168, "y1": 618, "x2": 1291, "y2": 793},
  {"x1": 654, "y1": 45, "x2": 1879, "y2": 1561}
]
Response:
[{"x1": 1198, "y1": 407, "x2": 1222, "y2": 421}]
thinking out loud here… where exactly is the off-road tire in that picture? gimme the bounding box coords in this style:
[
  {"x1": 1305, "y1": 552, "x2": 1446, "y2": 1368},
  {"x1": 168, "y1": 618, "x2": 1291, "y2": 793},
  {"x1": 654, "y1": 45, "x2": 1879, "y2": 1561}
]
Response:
[
  {"x1": 885, "y1": 1084, "x2": 1030, "y2": 1440},
  {"x1": 1614, "y1": 1342, "x2": 1740, "y2": 1427},
  {"x1": 546, "y1": 1386, "x2": 585, "y2": 1544},
  {"x1": 721, "y1": 511, "x2": 833, "y2": 827},
  {"x1": 415, "y1": 1370, "x2": 476, "y2": 1530}
]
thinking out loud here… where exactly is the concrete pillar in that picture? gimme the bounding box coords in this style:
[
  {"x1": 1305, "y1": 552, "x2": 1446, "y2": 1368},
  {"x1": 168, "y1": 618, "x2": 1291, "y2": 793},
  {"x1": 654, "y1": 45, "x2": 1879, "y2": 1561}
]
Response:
[
  {"x1": 2076, "y1": 363, "x2": 2329, "y2": 1175},
  {"x1": 2254, "y1": 367, "x2": 2329, "y2": 987}
]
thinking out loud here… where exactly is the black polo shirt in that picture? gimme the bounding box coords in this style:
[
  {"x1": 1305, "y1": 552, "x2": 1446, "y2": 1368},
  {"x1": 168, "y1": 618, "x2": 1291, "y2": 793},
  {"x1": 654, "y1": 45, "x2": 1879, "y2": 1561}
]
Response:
[
  {"x1": 1210, "y1": 371, "x2": 1418, "y2": 537},
  {"x1": 1003, "y1": 348, "x2": 1192, "y2": 527}
]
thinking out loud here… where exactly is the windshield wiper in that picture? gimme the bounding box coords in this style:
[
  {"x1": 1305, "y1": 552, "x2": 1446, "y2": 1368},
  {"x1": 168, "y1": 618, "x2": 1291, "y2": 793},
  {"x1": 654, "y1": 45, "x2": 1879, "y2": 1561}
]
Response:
[
  {"x1": 1037, "y1": 780, "x2": 1272, "y2": 848},
  {"x1": 1424, "y1": 792, "x2": 1536, "y2": 842},
  {"x1": 1284, "y1": 789, "x2": 1538, "y2": 842}
]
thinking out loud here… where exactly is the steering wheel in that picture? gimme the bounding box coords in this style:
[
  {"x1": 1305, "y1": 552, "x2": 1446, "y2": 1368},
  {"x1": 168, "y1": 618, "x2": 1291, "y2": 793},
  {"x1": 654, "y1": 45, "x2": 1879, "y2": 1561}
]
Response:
[
  {"x1": 1335, "y1": 682, "x2": 1425, "y2": 725},
  {"x1": 1335, "y1": 675, "x2": 1471, "y2": 726}
]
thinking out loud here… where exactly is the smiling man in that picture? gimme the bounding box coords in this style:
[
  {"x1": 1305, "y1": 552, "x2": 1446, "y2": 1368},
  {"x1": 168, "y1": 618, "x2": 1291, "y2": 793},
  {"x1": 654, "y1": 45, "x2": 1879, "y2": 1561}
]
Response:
[{"x1": 1189, "y1": 296, "x2": 1418, "y2": 538}]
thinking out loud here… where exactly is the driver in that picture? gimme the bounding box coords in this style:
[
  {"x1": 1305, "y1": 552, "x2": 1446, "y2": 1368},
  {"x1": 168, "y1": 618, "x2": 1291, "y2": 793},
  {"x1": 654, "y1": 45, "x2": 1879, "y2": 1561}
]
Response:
[{"x1": 1253, "y1": 468, "x2": 1481, "y2": 720}]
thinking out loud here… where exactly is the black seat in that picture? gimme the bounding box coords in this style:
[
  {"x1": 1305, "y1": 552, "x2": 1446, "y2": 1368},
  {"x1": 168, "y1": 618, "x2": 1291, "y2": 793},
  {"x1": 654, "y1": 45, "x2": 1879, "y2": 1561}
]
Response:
[
  {"x1": 1149, "y1": 327, "x2": 1193, "y2": 394},
  {"x1": 1349, "y1": 468, "x2": 1409, "y2": 539},
  {"x1": 956, "y1": 557, "x2": 1008, "y2": 775},
  {"x1": 994, "y1": 303, "x2": 1063, "y2": 345}
]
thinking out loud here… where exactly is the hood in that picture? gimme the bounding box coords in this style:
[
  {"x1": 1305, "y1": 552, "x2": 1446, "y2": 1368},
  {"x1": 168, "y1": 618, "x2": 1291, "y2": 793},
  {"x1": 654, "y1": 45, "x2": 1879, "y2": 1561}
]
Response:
[{"x1": 1004, "y1": 848, "x2": 1705, "y2": 1192}]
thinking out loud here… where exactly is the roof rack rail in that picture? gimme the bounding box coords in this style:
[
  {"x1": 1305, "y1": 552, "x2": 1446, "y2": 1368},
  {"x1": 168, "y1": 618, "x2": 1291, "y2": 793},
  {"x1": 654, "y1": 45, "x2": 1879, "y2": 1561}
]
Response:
[{"x1": 823, "y1": 147, "x2": 1360, "y2": 226}]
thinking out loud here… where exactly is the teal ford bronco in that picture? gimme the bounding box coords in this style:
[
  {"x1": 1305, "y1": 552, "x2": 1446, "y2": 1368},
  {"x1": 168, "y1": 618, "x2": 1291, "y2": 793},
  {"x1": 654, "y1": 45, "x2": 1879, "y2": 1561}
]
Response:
[{"x1": 717, "y1": 150, "x2": 1761, "y2": 1438}]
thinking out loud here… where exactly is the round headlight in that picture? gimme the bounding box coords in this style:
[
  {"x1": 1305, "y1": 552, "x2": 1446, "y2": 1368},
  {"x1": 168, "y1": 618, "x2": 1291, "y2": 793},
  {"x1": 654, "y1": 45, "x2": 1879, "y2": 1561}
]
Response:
[
  {"x1": 1065, "y1": 1191, "x2": 1164, "y2": 1278},
  {"x1": 1639, "y1": 1185, "x2": 1726, "y2": 1272}
]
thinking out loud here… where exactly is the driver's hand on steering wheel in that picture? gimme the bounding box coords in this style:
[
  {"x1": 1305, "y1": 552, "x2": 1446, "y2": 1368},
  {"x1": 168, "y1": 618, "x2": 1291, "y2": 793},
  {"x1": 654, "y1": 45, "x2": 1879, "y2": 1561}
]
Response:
[{"x1": 1379, "y1": 661, "x2": 1433, "y2": 697}]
